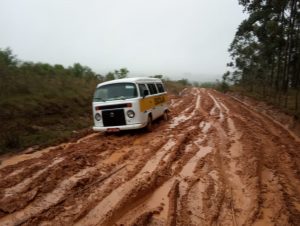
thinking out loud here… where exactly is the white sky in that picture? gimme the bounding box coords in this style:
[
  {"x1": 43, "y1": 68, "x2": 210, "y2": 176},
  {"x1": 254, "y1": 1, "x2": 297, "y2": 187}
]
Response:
[{"x1": 0, "y1": 0, "x2": 246, "y2": 82}]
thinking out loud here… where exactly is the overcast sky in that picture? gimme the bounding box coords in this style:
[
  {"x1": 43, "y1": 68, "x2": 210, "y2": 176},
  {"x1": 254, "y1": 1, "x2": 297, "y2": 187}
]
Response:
[{"x1": 0, "y1": 0, "x2": 246, "y2": 82}]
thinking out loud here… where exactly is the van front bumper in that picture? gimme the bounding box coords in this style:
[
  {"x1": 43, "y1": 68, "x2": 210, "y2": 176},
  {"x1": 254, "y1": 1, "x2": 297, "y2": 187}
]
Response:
[{"x1": 93, "y1": 123, "x2": 146, "y2": 132}]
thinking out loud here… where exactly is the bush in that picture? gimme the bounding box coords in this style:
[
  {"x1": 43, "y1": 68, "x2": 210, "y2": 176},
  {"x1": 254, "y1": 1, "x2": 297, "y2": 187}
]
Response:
[{"x1": 0, "y1": 131, "x2": 21, "y2": 153}]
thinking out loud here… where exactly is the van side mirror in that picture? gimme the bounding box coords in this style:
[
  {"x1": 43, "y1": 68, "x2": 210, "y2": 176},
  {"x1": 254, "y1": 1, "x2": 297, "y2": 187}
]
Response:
[{"x1": 143, "y1": 90, "x2": 149, "y2": 98}]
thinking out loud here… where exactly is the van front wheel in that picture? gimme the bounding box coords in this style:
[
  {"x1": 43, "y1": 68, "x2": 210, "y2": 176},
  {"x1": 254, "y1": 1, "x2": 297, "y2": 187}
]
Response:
[
  {"x1": 146, "y1": 115, "x2": 152, "y2": 132},
  {"x1": 163, "y1": 111, "x2": 168, "y2": 121}
]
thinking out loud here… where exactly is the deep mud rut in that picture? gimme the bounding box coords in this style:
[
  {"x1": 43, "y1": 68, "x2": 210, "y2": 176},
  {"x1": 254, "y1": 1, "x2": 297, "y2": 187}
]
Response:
[{"x1": 0, "y1": 88, "x2": 300, "y2": 226}]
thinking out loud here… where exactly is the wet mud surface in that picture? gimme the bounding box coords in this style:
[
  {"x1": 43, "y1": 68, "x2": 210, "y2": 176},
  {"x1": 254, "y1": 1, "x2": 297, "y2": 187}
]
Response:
[{"x1": 0, "y1": 88, "x2": 299, "y2": 226}]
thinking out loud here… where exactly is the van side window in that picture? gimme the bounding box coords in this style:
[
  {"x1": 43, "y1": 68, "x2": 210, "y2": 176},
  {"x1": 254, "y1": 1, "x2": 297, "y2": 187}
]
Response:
[
  {"x1": 138, "y1": 84, "x2": 148, "y2": 96},
  {"x1": 147, "y1": 83, "x2": 158, "y2": 94},
  {"x1": 156, "y1": 83, "x2": 165, "y2": 93}
]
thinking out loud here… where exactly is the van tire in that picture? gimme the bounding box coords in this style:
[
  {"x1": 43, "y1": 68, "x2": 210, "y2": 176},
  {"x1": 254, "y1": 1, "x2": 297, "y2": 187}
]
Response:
[
  {"x1": 146, "y1": 115, "x2": 152, "y2": 132},
  {"x1": 163, "y1": 111, "x2": 168, "y2": 121}
]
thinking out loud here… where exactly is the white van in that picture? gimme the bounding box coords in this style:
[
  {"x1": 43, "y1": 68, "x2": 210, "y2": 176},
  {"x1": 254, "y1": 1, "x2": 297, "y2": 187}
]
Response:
[{"x1": 92, "y1": 77, "x2": 168, "y2": 132}]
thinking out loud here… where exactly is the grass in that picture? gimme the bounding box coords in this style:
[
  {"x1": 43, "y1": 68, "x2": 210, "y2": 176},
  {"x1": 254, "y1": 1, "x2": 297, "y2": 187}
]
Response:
[
  {"x1": 0, "y1": 74, "x2": 190, "y2": 155},
  {"x1": 164, "y1": 80, "x2": 190, "y2": 95},
  {"x1": 0, "y1": 46, "x2": 189, "y2": 155},
  {"x1": 0, "y1": 73, "x2": 99, "y2": 155},
  {"x1": 231, "y1": 85, "x2": 300, "y2": 119},
  {"x1": 0, "y1": 103, "x2": 95, "y2": 155}
]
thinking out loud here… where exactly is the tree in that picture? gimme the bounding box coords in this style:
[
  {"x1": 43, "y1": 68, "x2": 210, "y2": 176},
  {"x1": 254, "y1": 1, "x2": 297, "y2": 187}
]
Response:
[
  {"x1": 70, "y1": 63, "x2": 85, "y2": 77},
  {"x1": 0, "y1": 47, "x2": 18, "y2": 68},
  {"x1": 114, "y1": 68, "x2": 129, "y2": 79},
  {"x1": 192, "y1": 81, "x2": 200, "y2": 87},
  {"x1": 227, "y1": 0, "x2": 300, "y2": 113},
  {"x1": 177, "y1": 78, "x2": 190, "y2": 86},
  {"x1": 105, "y1": 72, "x2": 115, "y2": 81},
  {"x1": 96, "y1": 74, "x2": 104, "y2": 82},
  {"x1": 153, "y1": 75, "x2": 163, "y2": 79}
]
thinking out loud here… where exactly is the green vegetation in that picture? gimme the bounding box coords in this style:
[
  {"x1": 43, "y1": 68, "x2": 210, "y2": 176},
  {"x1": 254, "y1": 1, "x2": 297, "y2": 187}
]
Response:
[
  {"x1": 104, "y1": 68, "x2": 129, "y2": 81},
  {"x1": 0, "y1": 48, "x2": 191, "y2": 154},
  {"x1": 164, "y1": 79, "x2": 190, "y2": 95},
  {"x1": 164, "y1": 78, "x2": 229, "y2": 94},
  {"x1": 0, "y1": 47, "x2": 104, "y2": 154},
  {"x1": 225, "y1": 0, "x2": 300, "y2": 117}
]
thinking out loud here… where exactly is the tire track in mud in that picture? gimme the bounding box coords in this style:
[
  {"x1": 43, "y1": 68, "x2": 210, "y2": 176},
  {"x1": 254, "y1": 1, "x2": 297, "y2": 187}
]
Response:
[
  {"x1": 209, "y1": 90, "x2": 300, "y2": 225},
  {"x1": 74, "y1": 88, "x2": 204, "y2": 226},
  {"x1": 0, "y1": 134, "x2": 142, "y2": 222},
  {"x1": 0, "y1": 90, "x2": 200, "y2": 226},
  {"x1": 0, "y1": 88, "x2": 300, "y2": 226}
]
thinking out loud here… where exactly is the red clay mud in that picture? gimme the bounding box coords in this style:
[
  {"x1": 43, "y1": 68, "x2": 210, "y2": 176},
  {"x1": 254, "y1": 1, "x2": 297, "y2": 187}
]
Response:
[{"x1": 0, "y1": 88, "x2": 299, "y2": 226}]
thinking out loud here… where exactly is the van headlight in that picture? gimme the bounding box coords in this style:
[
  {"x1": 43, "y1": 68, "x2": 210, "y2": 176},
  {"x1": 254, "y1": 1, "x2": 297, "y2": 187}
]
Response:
[
  {"x1": 95, "y1": 113, "x2": 102, "y2": 121},
  {"x1": 127, "y1": 110, "x2": 135, "y2": 118}
]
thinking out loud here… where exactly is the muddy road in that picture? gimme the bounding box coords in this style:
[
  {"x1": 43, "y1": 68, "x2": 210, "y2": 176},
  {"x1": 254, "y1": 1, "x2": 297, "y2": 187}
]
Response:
[{"x1": 0, "y1": 88, "x2": 300, "y2": 226}]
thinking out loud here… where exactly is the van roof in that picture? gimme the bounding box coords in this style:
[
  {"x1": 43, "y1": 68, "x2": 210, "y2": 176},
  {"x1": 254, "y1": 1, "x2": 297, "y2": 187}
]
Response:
[{"x1": 96, "y1": 77, "x2": 163, "y2": 87}]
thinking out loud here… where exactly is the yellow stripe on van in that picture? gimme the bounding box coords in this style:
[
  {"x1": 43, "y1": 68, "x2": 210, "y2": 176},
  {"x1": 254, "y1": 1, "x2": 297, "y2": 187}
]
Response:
[{"x1": 140, "y1": 94, "x2": 167, "y2": 112}]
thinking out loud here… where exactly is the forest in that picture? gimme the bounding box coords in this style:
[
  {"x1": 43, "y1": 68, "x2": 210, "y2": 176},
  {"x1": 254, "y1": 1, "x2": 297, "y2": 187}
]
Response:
[{"x1": 225, "y1": 0, "x2": 300, "y2": 116}]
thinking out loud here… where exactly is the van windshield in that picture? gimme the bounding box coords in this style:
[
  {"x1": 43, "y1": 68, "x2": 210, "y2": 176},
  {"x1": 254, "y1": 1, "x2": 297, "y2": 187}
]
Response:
[{"x1": 93, "y1": 83, "x2": 138, "y2": 102}]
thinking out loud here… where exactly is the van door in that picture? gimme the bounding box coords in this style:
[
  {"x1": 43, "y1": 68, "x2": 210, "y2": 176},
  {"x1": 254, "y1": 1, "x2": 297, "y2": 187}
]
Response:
[
  {"x1": 154, "y1": 83, "x2": 166, "y2": 117},
  {"x1": 147, "y1": 83, "x2": 160, "y2": 119}
]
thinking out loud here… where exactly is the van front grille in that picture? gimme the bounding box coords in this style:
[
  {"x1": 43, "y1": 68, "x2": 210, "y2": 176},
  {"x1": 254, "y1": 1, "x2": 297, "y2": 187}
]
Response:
[
  {"x1": 95, "y1": 104, "x2": 129, "y2": 110},
  {"x1": 102, "y1": 109, "x2": 126, "y2": 127}
]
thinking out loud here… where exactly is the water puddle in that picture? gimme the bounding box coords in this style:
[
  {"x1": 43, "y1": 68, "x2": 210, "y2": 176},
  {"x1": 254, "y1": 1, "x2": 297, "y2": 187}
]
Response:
[
  {"x1": 194, "y1": 137, "x2": 204, "y2": 146},
  {"x1": 180, "y1": 147, "x2": 212, "y2": 178},
  {"x1": 208, "y1": 170, "x2": 219, "y2": 181},
  {"x1": 145, "y1": 179, "x2": 173, "y2": 219},
  {"x1": 169, "y1": 94, "x2": 201, "y2": 129},
  {"x1": 195, "y1": 95, "x2": 201, "y2": 109},
  {"x1": 170, "y1": 115, "x2": 191, "y2": 129},
  {"x1": 208, "y1": 93, "x2": 224, "y2": 121},
  {"x1": 117, "y1": 178, "x2": 175, "y2": 225},
  {"x1": 177, "y1": 145, "x2": 212, "y2": 199},
  {"x1": 102, "y1": 148, "x2": 128, "y2": 164},
  {"x1": 200, "y1": 121, "x2": 211, "y2": 134},
  {"x1": 141, "y1": 139, "x2": 175, "y2": 174},
  {"x1": 227, "y1": 118, "x2": 242, "y2": 158},
  {"x1": 210, "y1": 105, "x2": 217, "y2": 116},
  {"x1": 171, "y1": 99, "x2": 184, "y2": 109},
  {"x1": 187, "y1": 180, "x2": 207, "y2": 225},
  {"x1": 220, "y1": 102, "x2": 229, "y2": 113},
  {"x1": 74, "y1": 133, "x2": 98, "y2": 144}
]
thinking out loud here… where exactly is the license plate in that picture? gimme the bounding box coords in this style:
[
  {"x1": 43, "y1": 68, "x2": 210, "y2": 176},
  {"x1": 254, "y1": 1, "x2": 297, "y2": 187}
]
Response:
[{"x1": 106, "y1": 128, "x2": 120, "y2": 132}]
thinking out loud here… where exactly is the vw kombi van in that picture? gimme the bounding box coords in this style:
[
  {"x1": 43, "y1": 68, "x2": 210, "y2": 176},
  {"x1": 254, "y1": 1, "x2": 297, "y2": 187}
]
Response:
[{"x1": 92, "y1": 77, "x2": 168, "y2": 132}]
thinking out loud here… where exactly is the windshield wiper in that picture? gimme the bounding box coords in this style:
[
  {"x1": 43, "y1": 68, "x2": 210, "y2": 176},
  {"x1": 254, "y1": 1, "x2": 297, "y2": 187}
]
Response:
[
  {"x1": 111, "y1": 96, "x2": 126, "y2": 100},
  {"x1": 93, "y1": 97, "x2": 106, "y2": 102}
]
